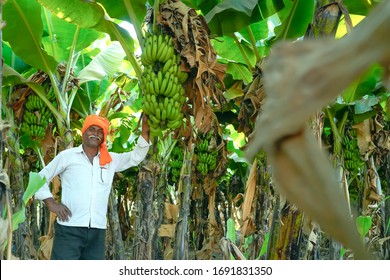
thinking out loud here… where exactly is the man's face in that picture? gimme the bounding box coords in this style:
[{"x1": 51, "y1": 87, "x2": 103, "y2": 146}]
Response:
[{"x1": 82, "y1": 125, "x2": 104, "y2": 148}]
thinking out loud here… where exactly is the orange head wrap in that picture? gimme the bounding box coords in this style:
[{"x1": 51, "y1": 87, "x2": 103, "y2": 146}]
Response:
[{"x1": 81, "y1": 115, "x2": 112, "y2": 166}]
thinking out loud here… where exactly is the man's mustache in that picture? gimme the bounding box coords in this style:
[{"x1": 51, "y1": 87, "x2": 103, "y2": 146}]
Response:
[{"x1": 89, "y1": 135, "x2": 102, "y2": 141}]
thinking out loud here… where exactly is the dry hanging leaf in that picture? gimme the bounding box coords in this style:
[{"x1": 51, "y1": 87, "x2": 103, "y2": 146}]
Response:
[
  {"x1": 158, "y1": 224, "x2": 176, "y2": 238},
  {"x1": 353, "y1": 119, "x2": 373, "y2": 156},
  {"x1": 218, "y1": 237, "x2": 231, "y2": 260},
  {"x1": 164, "y1": 242, "x2": 173, "y2": 260},
  {"x1": 164, "y1": 203, "x2": 179, "y2": 223},
  {"x1": 196, "y1": 242, "x2": 212, "y2": 260},
  {"x1": 37, "y1": 209, "x2": 56, "y2": 259},
  {"x1": 241, "y1": 160, "x2": 257, "y2": 237},
  {"x1": 158, "y1": 0, "x2": 226, "y2": 134},
  {"x1": 219, "y1": 238, "x2": 247, "y2": 260},
  {"x1": 37, "y1": 235, "x2": 53, "y2": 260},
  {"x1": 238, "y1": 66, "x2": 265, "y2": 135}
]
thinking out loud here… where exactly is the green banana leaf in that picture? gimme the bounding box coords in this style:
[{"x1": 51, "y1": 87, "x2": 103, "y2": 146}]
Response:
[
  {"x1": 41, "y1": 12, "x2": 102, "y2": 62},
  {"x1": 37, "y1": 0, "x2": 107, "y2": 30},
  {"x1": 3, "y1": 0, "x2": 57, "y2": 73},
  {"x1": 226, "y1": 63, "x2": 253, "y2": 85},
  {"x1": 205, "y1": 0, "x2": 281, "y2": 35},
  {"x1": 98, "y1": 0, "x2": 147, "y2": 29},
  {"x1": 341, "y1": 64, "x2": 384, "y2": 103},
  {"x1": 273, "y1": 0, "x2": 315, "y2": 41},
  {"x1": 37, "y1": 0, "x2": 136, "y2": 57},
  {"x1": 12, "y1": 172, "x2": 46, "y2": 231},
  {"x1": 213, "y1": 35, "x2": 256, "y2": 66},
  {"x1": 226, "y1": 217, "x2": 236, "y2": 243},
  {"x1": 343, "y1": 0, "x2": 379, "y2": 15},
  {"x1": 356, "y1": 216, "x2": 372, "y2": 238},
  {"x1": 77, "y1": 41, "x2": 127, "y2": 83}
]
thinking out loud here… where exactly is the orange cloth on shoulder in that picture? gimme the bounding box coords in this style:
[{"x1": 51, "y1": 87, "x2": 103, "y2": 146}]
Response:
[{"x1": 81, "y1": 115, "x2": 112, "y2": 166}]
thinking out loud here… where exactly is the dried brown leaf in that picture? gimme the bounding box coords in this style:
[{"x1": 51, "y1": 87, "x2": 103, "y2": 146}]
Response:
[
  {"x1": 241, "y1": 160, "x2": 257, "y2": 237},
  {"x1": 218, "y1": 237, "x2": 231, "y2": 260},
  {"x1": 353, "y1": 120, "x2": 373, "y2": 156},
  {"x1": 158, "y1": 224, "x2": 176, "y2": 238},
  {"x1": 158, "y1": 0, "x2": 226, "y2": 133},
  {"x1": 164, "y1": 203, "x2": 178, "y2": 222},
  {"x1": 194, "y1": 105, "x2": 214, "y2": 133},
  {"x1": 41, "y1": 126, "x2": 56, "y2": 164},
  {"x1": 37, "y1": 235, "x2": 53, "y2": 260},
  {"x1": 163, "y1": 242, "x2": 173, "y2": 260},
  {"x1": 228, "y1": 240, "x2": 246, "y2": 260},
  {"x1": 196, "y1": 242, "x2": 212, "y2": 260}
]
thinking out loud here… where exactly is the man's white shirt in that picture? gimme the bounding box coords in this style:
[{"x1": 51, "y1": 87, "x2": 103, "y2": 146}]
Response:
[{"x1": 35, "y1": 136, "x2": 150, "y2": 229}]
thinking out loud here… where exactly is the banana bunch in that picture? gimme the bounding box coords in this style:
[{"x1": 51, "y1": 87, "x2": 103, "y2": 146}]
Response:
[
  {"x1": 24, "y1": 95, "x2": 46, "y2": 111},
  {"x1": 21, "y1": 93, "x2": 55, "y2": 140},
  {"x1": 140, "y1": 32, "x2": 188, "y2": 136},
  {"x1": 196, "y1": 135, "x2": 218, "y2": 176},
  {"x1": 140, "y1": 66, "x2": 187, "y2": 100},
  {"x1": 343, "y1": 130, "x2": 364, "y2": 174},
  {"x1": 141, "y1": 32, "x2": 175, "y2": 65},
  {"x1": 169, "y1": 145, "x2": 184, "y2": 184}
]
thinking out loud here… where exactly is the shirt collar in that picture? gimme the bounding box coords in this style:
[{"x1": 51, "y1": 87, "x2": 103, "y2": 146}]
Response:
[
  {"x1": 77, "y1": 144, "x2": 101, "y2": 155},
  {"x1": 75, "y1": 145, "x2": 83, "y2": 153}
]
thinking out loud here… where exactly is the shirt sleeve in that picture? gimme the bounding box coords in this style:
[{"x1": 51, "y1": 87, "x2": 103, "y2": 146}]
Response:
[
  {"x1": 111, "y1": 136, "x2": 151, "y2": 172},
  {"x1": 34, "y1": 153, "x2": 66, "y2": 201}
]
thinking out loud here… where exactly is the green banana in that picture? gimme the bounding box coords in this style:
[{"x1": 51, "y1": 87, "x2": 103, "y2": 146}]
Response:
[
  {"x1": 161, "y1": 97, "x2": 168, "y2": 109},
  {"x1": 167, "y1": 118, "x2": 182, "y2": 129},
  {"x1": 156, "y1": 41, "x2": 166, "y2": 61},
  {"x1": 162, "y1": 58, "x2": 173, "y2": 74},
  {"x1": 161, "y1": 108, "x2": 167, "y2": 120},
  {"x1": 168, "y1": 63, "x2": 177, "y2": 75},
  {"x1": 166, "y1": 102, "x2": 173, "y2": 120},
  {"x1": 179, "y1": 95, "x2": 186, "y2": 105},
  {"x1": 149, "y1": 126, "x2": 163, "y2": 137},
  {"x1": 147, "y1": 119, "x2": 159, "y2": 129},
  {"x1": 151, "y1": 94, "x2": 157, "y2": 105},
  {"x1": 155, "y1": 107, "x2": 161, "y2": 121},
  {"x1": 149, "y1": 80, "x2": 156, "y2": 95},
  {"x1": 143, "y1": 98, "x2": 155, "y2": 115},
  {"x1": 170, "y1": 107, "x2": 178, "y2": 121},
  {"x1": 160, "y1": 74, "x2": 168, "y2": 94},
  {"x1": 157, "y1": 71, "x2": 163, "y2": 89},
  {"x1": 146, "y1": 39, "x2": 153, "y2": 64},
  {"x1": 153, "y1": 76, "x2": 160, "y2": 95},
  {"x1": 159, "y1": 42, "x2": 168, "y2": 62},
  {"x1": 149, "y1": 114, "x2": 160, "y2": 125},
  {"x1": 178, "y1": 70, "x2": 188, "y2": 84},
  {"x1": 163, "y1": 76, "x2": 174, "y2": 97},
  {"x1": 171, "y1": 90, "x2": 180, "y2": 102},
  {"x1": 158, "y1": 100, "x2": 164, "y2": 112},
  {"x1": 152, "y1": 34, "x2": 158, "y2": 61},
  {"x1": 161, "y1": 45, "x2": 174, "y2": 63}
]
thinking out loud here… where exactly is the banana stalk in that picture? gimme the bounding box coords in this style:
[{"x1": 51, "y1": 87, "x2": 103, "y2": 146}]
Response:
[
  {"x1": 1, "y1": 108, "x2": 27, "y2": 258},
  {"x1": 246, "y1": 26, "x2": 261, "y2": 62},
  {"x1": 232, "y1": 33, "x2": 254, "y2": 76},
  {"x1": 173, "y1": 146, "x2": 194, "y2": 259}
]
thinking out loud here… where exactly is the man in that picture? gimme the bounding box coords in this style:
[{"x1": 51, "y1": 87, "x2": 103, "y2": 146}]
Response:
[{"x1": 35, "y1": 114, "x2": 150, "y2": 260}]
